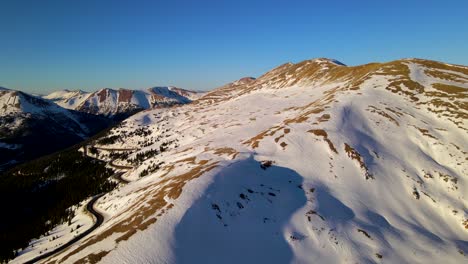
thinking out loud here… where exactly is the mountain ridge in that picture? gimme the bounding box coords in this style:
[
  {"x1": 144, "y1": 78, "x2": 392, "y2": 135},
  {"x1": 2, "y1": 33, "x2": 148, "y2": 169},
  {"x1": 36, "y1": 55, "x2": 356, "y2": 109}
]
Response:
[
  {"x1": 45, "y1": 86, "x2": 204, "y2": 119},
  {"x1": 0, "y1": 89, "x2": 113, "y2": 171}
]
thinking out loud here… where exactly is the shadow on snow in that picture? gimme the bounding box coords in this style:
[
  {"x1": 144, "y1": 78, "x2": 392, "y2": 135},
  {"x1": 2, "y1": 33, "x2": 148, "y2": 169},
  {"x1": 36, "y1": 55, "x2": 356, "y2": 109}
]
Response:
[{"x1": 173, "y1": 156, "x2": 307, "y2": 264}]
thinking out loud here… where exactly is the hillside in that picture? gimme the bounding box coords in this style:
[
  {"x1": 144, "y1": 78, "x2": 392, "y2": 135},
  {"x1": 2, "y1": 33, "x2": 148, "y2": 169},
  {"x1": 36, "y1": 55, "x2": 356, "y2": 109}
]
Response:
[
  {"x1": 12, "y1": 58, "x2": 468, "y2": 263},
  {"x1": 0, "y1": 88, "x2": 111, "y2": 171}
]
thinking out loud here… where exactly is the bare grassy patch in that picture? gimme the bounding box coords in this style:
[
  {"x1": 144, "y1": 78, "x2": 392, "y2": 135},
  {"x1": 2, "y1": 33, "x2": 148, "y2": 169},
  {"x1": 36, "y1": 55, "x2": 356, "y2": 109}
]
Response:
[
  {"x1": 74, "y1": 250, "x2": 110, "y2": 264},
  {"x1": 432, "y1": 83, "x2": 466, "y2": 94},
  {"x1": 367, "y1": 106, "x2": 400, "y2": 126},
  {"x1": 317, "y1": 113, "x2": 331, "y2": 122},
  {"x1": 424, "y1": 69, "x2": 468, "y2": 83},
  {"x1": 344, "y1": 143, "x2": 373, "y2": 180},
  {"x1": 416, "y1": 59, "x2": 468, "y2": 75},
  {"x1": 375, "y1": 60, "x2": 468, "y2": 130},
  {"x1": 308, "y1": 129, "x2": 338, "y2": 154},
  {"x1": 412, "y1": 126, "x2": 437, "y2": 140},
  {"x1": 274, "y1": 134, "x2": 285, "y2": 143},
  {"x1": 175, "y1": 147, "x2": 194, "y2": 155},
  {"x1": 213, "y1": 147, "x2": 239, "y2": 159},
  {"x1": 243, "y1": 126, "x2": 283, "y2": 149},
  {"x1": 385, "y1": 107, "x2": 404, "y2": 117}
]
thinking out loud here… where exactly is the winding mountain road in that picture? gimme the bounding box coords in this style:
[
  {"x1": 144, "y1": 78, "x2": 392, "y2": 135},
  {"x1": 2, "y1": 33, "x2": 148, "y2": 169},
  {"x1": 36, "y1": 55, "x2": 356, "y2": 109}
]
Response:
[
  {"x1": 109, "y1": 160, "x2": 134, "y2": 170},
  {"x1": 92, "y1": 146, "x2": 137, "y2": 152},
  {"x1": 23, "y1": 194, "x2": 105, "y2": 264},
  {"x1": 21, "y1": 146, "x2": 135, "y2": 263},
  {"x1": 113, "y1": 171, "x2": 130, "y2": 184}
]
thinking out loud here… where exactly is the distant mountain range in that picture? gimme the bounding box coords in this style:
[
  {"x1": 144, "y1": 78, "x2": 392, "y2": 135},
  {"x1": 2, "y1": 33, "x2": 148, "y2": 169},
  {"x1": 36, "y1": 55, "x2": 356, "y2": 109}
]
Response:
[
  {"x1": 44, "y1": 87, "x2": 203, "y2": 119},
  {"x1": 0, "y1": 86, "x2": 202, "y2": 170}
]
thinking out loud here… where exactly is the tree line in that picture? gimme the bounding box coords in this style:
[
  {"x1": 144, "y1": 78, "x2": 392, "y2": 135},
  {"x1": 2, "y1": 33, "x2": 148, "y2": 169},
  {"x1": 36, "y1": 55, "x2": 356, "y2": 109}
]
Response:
[{"x1": 0, "y1": 148, "x2": 117, "y2": 262}]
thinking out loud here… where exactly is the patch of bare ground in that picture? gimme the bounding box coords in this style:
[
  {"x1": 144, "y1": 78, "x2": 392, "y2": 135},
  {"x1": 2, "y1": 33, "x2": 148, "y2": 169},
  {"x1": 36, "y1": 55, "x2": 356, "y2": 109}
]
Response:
[
  {"x1": 117, "y1": 89, "x2": 133, "y2": 103},
  {"x1": 73, "y1": 251, "x2": 110, "y2": 264},
  {"x1": 435, "y1": 171, "x2": 458, "y2": 190},
  {"x1": 344, "y1": 143, "x2": 374, "y2": 180},
  {"x1": 244, "y1": 89, "x2": 341, "y2": 150},
  {"x1": 325, "y1": 62, "x2": 382, "y2": 90},
  {"x1": 367, "y1": 106, "x2": 400, "y2": 126},
  {"x1": 283, "y1": 90, "x2": 341, "y2": 126},
  {"x1": 213, "y1": 147, "x2": 239, "y2": 159},
  {"x1": 243, "y1": 126, "x2": 282, "y2": 149},
  {"x1": 384, "y1": 107, "x2": 404, "y2": 117},
  {"x1": 377, "y1": 61, "x2": 425, "y2": 102},
  {"x1": 96, "y1": 89, "x2": 108, "y2": 103},
  {"x1": 416, "y1": 59, "x2": 468, "y2": 76},
  {"x1": 280, "y1": 142, "x2": 288, "y2": 149},
  {"x1": 316, "y1": 113, "x2": 330, "y2": 122},
  {"x1": 412, "y1": 126, "x2": 437, "y2": 140},
  {"x1": 424, "y1": 69, "x2": 468, "y2": 83},
  {"x1": 273, "y1": 134, "x2": 284, "y2": 143},
  {"x1": 377, "y1": 60, "x2": 467, "y2": 129},
  {"x1": 271, "y1": 128, "x2": 291, "y2": 142},
  {"x1": 308, "y1": 129, "x2": 338, "y2": 154},
  {"x1": 58, "y1": 159, "x2": 218, "y2": 263},
  {"x1": 177, "y1": 156, "x2": 197, "y2": 164},
  {"x1": 432, "y1": 83, "x2": 467, "y2": 94},
  {"x1": 284, "y1": 113, "x2": 317, "y2": 125},
  {"x1": 174, "y1": 147, "x2": 194, "y2": 155}
]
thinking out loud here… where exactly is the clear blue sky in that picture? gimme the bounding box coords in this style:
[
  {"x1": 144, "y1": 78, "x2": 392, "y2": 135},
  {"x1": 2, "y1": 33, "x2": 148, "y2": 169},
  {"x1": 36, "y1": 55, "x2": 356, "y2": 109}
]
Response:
[{"x1": 1, "y1": 0, "x2": 467, "y2": 94}]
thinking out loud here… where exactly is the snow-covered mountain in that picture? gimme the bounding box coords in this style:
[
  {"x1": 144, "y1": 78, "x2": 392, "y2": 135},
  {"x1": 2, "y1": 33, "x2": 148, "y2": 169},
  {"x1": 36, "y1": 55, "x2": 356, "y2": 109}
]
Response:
[
  {"x1": 0, "y1": 88, "x2": 111, "y2": 170},
  {"x1": 45, "y1": 87, "x2": 204, "y2": 119},
  {"x1": 44, "y1": 89, "x2": 90, "y2": 109},
  {"x1": 14, "y1": 58, "x2": 468, "y2": 263}
]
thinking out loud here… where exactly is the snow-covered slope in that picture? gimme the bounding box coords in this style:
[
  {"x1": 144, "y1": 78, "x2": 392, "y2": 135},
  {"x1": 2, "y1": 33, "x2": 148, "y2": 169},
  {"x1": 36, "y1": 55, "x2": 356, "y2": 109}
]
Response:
[
  {"x1": 0, "y1": 89, "x2": 110, "y2": 170},
  {"x1": 167, "y1": 87, "x2": 205, "y2": 101},
  {"x1": 17, "y1": 58, "x2": 468, "y2": 263},
  {"x1": 45, "y1": 87, "x2": 204, "y2": 118},
  {"x1": 44, "y1": 89, "x2": 91, "y2": 109}
]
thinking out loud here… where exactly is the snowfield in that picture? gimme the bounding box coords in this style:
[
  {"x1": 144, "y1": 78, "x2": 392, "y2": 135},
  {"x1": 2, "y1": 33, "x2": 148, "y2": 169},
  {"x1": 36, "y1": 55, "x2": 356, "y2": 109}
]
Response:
[{"x1": 14, "y1": 58, "x2": 468, "y2": 263}]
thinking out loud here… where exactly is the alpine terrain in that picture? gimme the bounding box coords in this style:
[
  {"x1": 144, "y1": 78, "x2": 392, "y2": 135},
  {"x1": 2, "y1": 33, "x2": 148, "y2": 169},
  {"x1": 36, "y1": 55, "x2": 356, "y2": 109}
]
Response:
[
  {"x1": 44, "y1": 87, "x2": 203, "y2": 120},
  {"x1": 0, "y1": 88, "x2": 111, "y2": 171},
  {"x1": 8, "y1": 58, "x2": 468, "y2": 263},
  {"x1": 0, "y1": 86, "x2": 201, "y2": 171}
]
